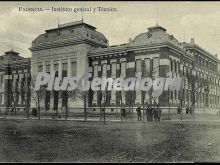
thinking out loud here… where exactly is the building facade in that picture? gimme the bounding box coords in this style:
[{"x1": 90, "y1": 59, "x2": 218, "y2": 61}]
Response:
[
  {"x1": 0, "y1": 50, "x2": 31, "y2": 111},
  {"x1": 30, "y1": 20, "x2": 220, "y2": 112}
]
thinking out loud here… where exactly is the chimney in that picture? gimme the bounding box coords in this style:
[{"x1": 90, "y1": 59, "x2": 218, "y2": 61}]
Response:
[{"x1": 191, "y1": 38, "x2": 195, "y2": 44}]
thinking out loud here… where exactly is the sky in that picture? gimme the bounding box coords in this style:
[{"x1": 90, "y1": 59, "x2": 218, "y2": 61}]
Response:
[{"x1": 0, "y1": 1, "x2": 220, "y2": 59}]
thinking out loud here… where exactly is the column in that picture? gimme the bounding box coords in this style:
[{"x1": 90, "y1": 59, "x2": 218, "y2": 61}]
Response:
[
  {"x1": 18, "y1": 72, "x2": 24, "y2": 106},
  {"x1": 50, "y1": 60, "x2": 54, "y2": 110},
  {"x1": 120, "y1": 58, "x2": 126, "y2": 105},
  {"x1": 110, "y1": 59, "x2": 117, "y2": 105},
  {"x1": 144, "y1": 58, "x2": 151, "y2": 104},
  {"x1": 153, "y1": 57, "x2": 159, "y2": 103},
  {"x1": 125, "y1": 60, "x2": 135, "y2": 107},
  {"x1": 50, "y1": 60, "x2": 54, "y2": 72},
  {"x1": 67, "y1": 58, "x2": 72, "y2": 77},
  {"x1": 58, "y1": 59, "x2": 62, "y2": 78},
  {"x1": 0, "y1": 74, "x2": 3, "y2": 89},
  {"x1": 172, "y1": 60, "x2": 176, "y2": 105},
  {"x1": 92, "y1": 61, "x2": 98, "y2": 105},
  {"x1": 43, "y1": 60, "x2": 46, "y2": 72},
  {"x1": 157, "y1": 56, "x2": 170, "y2": 107},
  {"x1": 1, "y1": 93, "x2": 4, "y2": 106},
  {"x1": 1, "y1": 75, "x2": 5, "y2": 106},
  {"x1": 101, "y1": 60, "x2": 107, "y2": 104},
  {"x1": 135, "y1": 59, "x2": 142, "y2": 104},
  {"x1": 13, "y1": 74, "x2": 18, "y2": 106},
  {"x1": 58, "y1": 60, "x2": 62, "y2": 109},
  {"x1": 176, "y1": 62, "x2": 179, "y2": 105}
]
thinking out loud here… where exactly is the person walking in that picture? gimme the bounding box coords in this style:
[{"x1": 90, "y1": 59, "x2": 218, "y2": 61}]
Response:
[
  {"x1": 150, "y1": 106, "x2": 154, "y2": 122},
  {"x1": 189, "y1": 107, "x2": 192, "y2": 114},
  {"x1": 177, "y1": 106, "x2": 181, "y2": 114},
  {"x1": 121, "y1": 107, "x2": 127, "y2": 121},
  {"x1": 136, "y1": 106, "x2": 142, "y2": 122},
  {"x1": 157, "y1": 104, "x2": 161, "y2": 121},
  {"x1": 153, "y1": 106, "x2": 158, "y2": 122},
  {"x1": 146, "y1": 104, "x2": 150, "y2": 121},
  {"x1": 186, "y1": 107, "x2": 189, "y2": 114}
]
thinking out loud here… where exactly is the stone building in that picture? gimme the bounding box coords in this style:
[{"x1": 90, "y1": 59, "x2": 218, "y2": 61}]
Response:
[
  {"x1": 30, "y1": 20, "x2": 220, "y2": 112},
  {"x1": 30, "y1": 20, "x2": 108, "y2": 111},
  {"x1": 0, "y1": 49, "x2": 31, "y2": 111}
]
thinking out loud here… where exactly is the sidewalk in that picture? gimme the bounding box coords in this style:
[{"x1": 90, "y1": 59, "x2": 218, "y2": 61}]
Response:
[{"x1": 1, "y1": 115, "x2": 220, "y2": 123}]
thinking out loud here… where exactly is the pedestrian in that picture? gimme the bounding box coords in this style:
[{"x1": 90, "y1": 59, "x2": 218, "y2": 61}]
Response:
[
  {"x1": 136, "y1": 106, "x2": 142, "y2": 122},
  {"x1": 150, "y1": 106, "x2": 154, "y2": 122},
  {"x1": 153, "y1": 106, "x2": 158, "y2": 122},
  {"x1": 121, "y1": 107, "x2": 127, "y2": 121},
  {"x1": 189, "y1": 107, "x2": 192, "y2": 114},
  {"x1": 145, "y1": 103, "x2": 150, "y2": 121},
  {"x1": 157, "y1": 104, "x2": 161, "y2": 122},
  {"x1": 186, "y1": 107, "x2": 189, "y2": 114},
  {"x1": 177, "y1": 106, "x2": 181, "y2": 114}
]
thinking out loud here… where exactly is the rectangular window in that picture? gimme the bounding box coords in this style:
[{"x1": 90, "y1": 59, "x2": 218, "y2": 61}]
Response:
[
  {"x1": 170, "y1": 59, "x2": 173, "y2": 72},
  {"x1": 144, "y1": 59, "x2": 150, "y2": 75},
  {"x1": 111, "y1": 63, "x2": 117, "y2": 78},
  {"x1": 71, "y1": 62, "x2": 77, "y2": 76},
  {"x1": 54, "y1": 64, "x2": 59, "y2": 71},
  {"x1": 62, "y1": 63, "x2": 67, "y2": 71},
  {"x1": 38, "y1": 65, "x2": 43, "y2": 72},
  {"x1": 153, "y1": 58, "x2": 159, "y2": 78},
  {"x1": 102, "y1": 64, "x2": 107, "y2": 77},
  {"x1": 93, "y1": 65, "x2": 98, "y2": 77},
  {"x1": 136, "y1": 60, "x2": 142, "y2": 73},
  {"x1": 0, "y1": 75, "x2": 3, "y2": 87},
  {"x1": 46, "y1": 65, "x2": 50, "y2": 73},
  {"x1": 121, "y1": 62, "x2": 126, "y2": 76}
]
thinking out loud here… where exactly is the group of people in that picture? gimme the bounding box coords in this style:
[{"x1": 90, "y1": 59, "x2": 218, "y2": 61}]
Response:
[
  {"x1": 177, "y1": 106, "x2": 192, "y2": 114},
  {"x1": 136, "y1": 104, "x2": 161, "y2": 122},
  {"x1": 121, "y1": 103, "x2": 161, "y2": 122}
]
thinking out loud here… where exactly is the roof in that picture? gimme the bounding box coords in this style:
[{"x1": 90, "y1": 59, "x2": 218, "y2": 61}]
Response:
[
  {"x1": 182, "y1": 42, "x2": 219, "y2": 61},
  {"x1": 45, "y1": 20, "x2": 96, "y2": 32},
  {"x1": 31, "y1": 20, "x2": 108, "y2": 49},
  {"x1": 147, "y1": 25, "x2": 167, "y2": 32},
  {"x1": 5, "y1": 49, "x2": 19, "y2": 56},
  {"x1": 133, "y1": 25, "x2": 181, "y2": 48}
]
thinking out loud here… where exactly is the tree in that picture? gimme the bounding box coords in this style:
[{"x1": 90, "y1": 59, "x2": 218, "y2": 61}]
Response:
[
  {"x1": 10, "y1": 84, "x2": 20, "y2": 116},
  {"x1": 22, "y1": 75, "x2": 31, "y2": 118},
  {"x1": 2, "y1": 72, "x2": 32, "y2": 118},
  {"x1": 141, "y1": 64, "x2": 159, "y2": 122},
  {"x1": 4, "y1": 77, "x2": 20, "y2": 116},
  {"x1": 97, "y1": 87, "x2": 108, "y2": 124},
  {"x1": 75, "y1": 89, "x2": 89, "y2": 121},
  {"x1": 126, "y1": 90, "x2": 135, "y2": 121},
  {"x1": 30, "y1": 77, "x2": 46, "y2": 119},
  {"x1": 186, "y1": 70, "x2": 209, "y2": 114},
  {"x1": 62, "y1": 90, "x2": 75, "y2": 120}
]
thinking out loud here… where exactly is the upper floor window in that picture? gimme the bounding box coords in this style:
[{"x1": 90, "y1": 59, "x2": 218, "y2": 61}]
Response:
[
  {"x1": 38, "y1": 65, "x2": 43, "y2": 72},
  {"x1": 46, "y1": 65, "x2": 50, "y2": 73},
  {"x1": 0, "y1": 75, "x2": 3, "y2": 86},
  {"x1": 62, "y1": 63, "x2": 67, "y2": 71}
]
